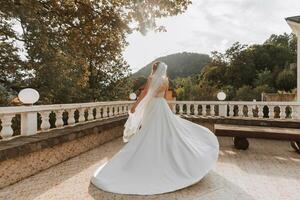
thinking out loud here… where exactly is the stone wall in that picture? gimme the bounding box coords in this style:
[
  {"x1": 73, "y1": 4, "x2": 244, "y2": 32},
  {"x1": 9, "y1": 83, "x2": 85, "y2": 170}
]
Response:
[
  {"x1": 0, "y1": 116, "x2": 127, "y2": 188},
  {"x1": 1, "y1": 115, "x2": 299, "y2": 189}
]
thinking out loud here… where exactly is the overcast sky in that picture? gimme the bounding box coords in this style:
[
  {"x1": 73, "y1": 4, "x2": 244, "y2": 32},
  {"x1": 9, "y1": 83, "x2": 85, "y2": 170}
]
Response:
[{"x1": 124, "y1": 0, "x2": 300, "y2": 72}]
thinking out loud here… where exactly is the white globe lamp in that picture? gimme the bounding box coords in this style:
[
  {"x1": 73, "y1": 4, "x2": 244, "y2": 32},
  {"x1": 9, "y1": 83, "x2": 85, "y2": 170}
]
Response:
[
  {"x1": 18, "y1": 88, "x2": 40, "y2": 105},
  {"x1": 217, "y1": 91, "x2": 226, "y2": 101},
  {"x1": 129, "y1": 93, "x2": 137, "y2": 100}
]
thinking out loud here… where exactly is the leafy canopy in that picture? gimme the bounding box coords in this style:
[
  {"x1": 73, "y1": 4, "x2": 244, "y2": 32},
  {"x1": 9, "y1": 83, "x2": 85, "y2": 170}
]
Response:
[{"x1": 0, "y1": 0, "x2": 191, "y2": 104}]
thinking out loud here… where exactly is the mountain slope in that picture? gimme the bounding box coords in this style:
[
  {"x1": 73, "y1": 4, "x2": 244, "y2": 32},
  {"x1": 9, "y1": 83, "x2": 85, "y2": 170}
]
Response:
[{"x1": 133, "y1": 52, "x2": 211, "y2": 79}]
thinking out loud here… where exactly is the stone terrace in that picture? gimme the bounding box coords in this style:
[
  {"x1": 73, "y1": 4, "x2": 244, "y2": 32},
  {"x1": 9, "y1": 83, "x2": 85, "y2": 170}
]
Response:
[{"x1": 0, "y1": 137, "x2": 299, "y2": 200}]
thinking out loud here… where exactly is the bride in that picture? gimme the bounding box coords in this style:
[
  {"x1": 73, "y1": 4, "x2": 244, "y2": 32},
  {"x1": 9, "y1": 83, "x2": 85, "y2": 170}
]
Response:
[{"x1": 91, "y1": 61, "x2": 219, "y2": 195}]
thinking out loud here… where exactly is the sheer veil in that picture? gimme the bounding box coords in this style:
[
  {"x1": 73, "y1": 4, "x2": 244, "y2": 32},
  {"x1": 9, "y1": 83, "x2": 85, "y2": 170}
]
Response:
[{"x1": 123, "y1": 62, "x2": 168, "y2": 142}]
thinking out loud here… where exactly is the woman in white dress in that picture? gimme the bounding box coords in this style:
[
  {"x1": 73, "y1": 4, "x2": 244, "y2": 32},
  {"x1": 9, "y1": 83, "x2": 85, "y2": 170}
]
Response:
[{"x1": 91, "y1": 61, "x2": 219, "y2": 195}]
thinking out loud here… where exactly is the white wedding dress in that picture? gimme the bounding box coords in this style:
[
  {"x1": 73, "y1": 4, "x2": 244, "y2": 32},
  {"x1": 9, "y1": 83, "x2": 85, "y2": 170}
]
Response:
[{"x1": 91, "y1": 63, "x2": 219, "y2": 195}]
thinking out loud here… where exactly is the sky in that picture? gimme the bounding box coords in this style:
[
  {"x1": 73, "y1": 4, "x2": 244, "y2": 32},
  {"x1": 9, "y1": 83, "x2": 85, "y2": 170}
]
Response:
[{"x1": 123, "y1": 0, "x2": 300, "y2": 72}]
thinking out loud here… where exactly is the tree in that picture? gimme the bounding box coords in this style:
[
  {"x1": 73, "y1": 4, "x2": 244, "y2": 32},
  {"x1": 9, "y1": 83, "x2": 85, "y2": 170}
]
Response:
[
  {"x1": 254, "y1": 69, "x2": 274, "y2": 87},
  {"x1": 200, "y1": 65, "x2": 226, "y2": 87},
  {"x1": 0, "y1": 16, "x2": 25, "y2": 95},
  {"x1": 276, "y1": 69, "x2": 297, "y2": 92},
  {"x1": 198, "y1": 33, "x2": 297, "y2": 100},
  {"x1": 0, "y1": 0, "x2": 191, "y2": 104},
  {"x1": 234, "y1": 86, "x2": 259, "y2": 101}
]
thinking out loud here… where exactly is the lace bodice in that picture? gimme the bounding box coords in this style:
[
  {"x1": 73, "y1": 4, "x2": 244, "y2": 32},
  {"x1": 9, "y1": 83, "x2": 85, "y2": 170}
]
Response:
[
  {"x1": 154, "y1": 77, "x2": 168, "y2": 97},
  {"x1": 155, "y1": 91, "x2": 165, "y2": 97}
]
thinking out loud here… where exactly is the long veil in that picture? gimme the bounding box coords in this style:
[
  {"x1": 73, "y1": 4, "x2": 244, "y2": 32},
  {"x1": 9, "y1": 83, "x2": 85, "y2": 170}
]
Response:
[{"x1": 123, "y1": 62, "x2": 168, "y2": 142}]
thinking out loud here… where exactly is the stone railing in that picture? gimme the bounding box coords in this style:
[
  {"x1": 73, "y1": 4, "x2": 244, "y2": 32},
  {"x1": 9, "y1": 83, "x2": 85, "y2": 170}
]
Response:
[
  {"x1": 1, "y1": 100, "x2": 300, "y2": 140},
  {"x1": 0, "y1": 101, "x2": 133, "y2": 140},
  {"x1": 168, "y1": 101, "x2": 300, "y2": 120}
]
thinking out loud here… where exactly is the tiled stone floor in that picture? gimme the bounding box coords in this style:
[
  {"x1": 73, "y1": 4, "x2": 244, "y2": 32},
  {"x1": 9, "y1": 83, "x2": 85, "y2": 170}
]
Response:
[{"x1": 0, "y1": 137, "x2": 299, "y2": 200}]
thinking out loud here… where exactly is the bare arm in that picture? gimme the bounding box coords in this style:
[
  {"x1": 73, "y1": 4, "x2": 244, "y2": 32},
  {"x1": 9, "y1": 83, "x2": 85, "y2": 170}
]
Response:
[
  {"x1": 164, "y1": 78, "x2": 172, "y2": 109},
  {"x1": 130, "y1": 77, "x2": 151, "y2": 113},
  {"x1": 164, "y1": 78, "x2": 169, "y2": 100}
]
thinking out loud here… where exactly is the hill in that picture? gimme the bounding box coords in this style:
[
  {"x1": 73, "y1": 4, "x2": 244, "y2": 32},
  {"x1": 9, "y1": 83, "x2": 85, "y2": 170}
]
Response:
[{"x1": 133, "y1": 52, "x2": 211, "y2": 79}]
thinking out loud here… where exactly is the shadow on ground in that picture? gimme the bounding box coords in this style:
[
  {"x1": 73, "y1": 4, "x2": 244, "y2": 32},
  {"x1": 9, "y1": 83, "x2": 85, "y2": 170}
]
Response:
[
  {"x1": 88, "y1": 171, "x2": 255, "y2": 200},
  {"x1": 218, "y1": 138, "x2": 300, "y2": 179},
  {"x1": 0, "y1": 137, "x2": 298, "y2": 200}
]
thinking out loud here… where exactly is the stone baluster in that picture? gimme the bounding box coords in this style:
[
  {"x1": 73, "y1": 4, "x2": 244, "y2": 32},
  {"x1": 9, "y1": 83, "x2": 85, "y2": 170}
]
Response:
[
  {"x1": 202, "y1": 105, "x2": 206, "y2": 116},
  {"x1": 78, "y1": 108, "x2": 86, "y2": 122},
  {"x1": 179, "y1": 104, "x2": 183, "y2": 115},
  {"x1": 186, "y1": 104, "x2": 191, "y2": 115},
  {"x1": 112, "y1": 105, "x2": 117, "y2": 116},
  {"x1": 124, "y1": 104, "x2": 128, "y2": 114},
  {"x1": 247, "y1": 105, "x2": 253, "y2": 118},
  {"x1": 55, "y1": 110, "x2": 64, "y2": 127},
  {"x1": 122, "y1": 105, "x2": 127, "y2": 115},
  {"x1": 67, "y1": 109, "x2": 76, "y2": 125},
  {"x1": 116, "y1": 105, "x2": 122, "y2": 115},
  {"x1": 118, "y1": 105, "x2": 122, "y2": 115},
  {"x1": 269, "y1": 106, "x2": 275, "y2": 119},
  {"x1": 109, "y1": 106, "x2": 114, "y2": 117},
  {"x1": 106, "y1": 106, "x2": 111, "y2": 117},
  {"x1": 238, "y1": 105, "x2": 243, "y2": 117},
  {"x1": 95, "y1": 107, "x2": 102, "y2": 119},
  {"x1": 87, "y1": 107, "x2": 94, "y2": 121},
  {"x1": 120, "y1": 105, "x2": 124, "y2": 115},
  {"x1": 194, "y1": 104, "x2": 198, "y2": 116},
  {"x1": 40, "y1": 111, "x2": 51, "y2": 131},
  {"x1": 127, "y1": 104, "x2": 130, "y2": 113},
  {"x1": 258, "y1": 106, "x2": 264, "y2": 118},
  {"x1": 229, "y1": 105, "x2": 234, "y2": 117},
  {"x1": 211, "y1": 105, "x2": 215, "y2": 116},
  {"x1": 291, "y1": 106, "x2": 295, "y2": 119},
  {"x1": 279, "y1": 106, "x2": 286, "y2": 119},
  {"x1": 103, "y1": 106, "x2": 108, "y2": 118},
  {"x1": 0, "y1": 114, "x2": 14, "y2": 138}
]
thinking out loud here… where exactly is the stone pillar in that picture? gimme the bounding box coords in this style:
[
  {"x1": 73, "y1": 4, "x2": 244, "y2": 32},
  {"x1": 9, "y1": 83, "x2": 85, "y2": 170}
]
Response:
[
  {"x1": 219, "y1": 104, "x2": 227, "y2": 117},
  {"x1": 286, "y1": 17, "x2": 300, "y2": 101},
  {"x1": 21, "y1": 112, "x2": 37, "y2": 136},
  {"x1": 297, "y1": 33, "x2": 300, "y2": 101}
]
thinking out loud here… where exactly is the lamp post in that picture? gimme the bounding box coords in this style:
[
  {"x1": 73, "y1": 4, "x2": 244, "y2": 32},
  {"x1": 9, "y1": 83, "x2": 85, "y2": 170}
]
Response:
[
  {"x1": 217, "y1": 91, "x2": 227, "y2": 117},
  {"x1": 18, "y1": 88, "x2": 40, "y2": 136},
  {"x1": 129, "y1": 93, "x2": 137, "y2": 101}
]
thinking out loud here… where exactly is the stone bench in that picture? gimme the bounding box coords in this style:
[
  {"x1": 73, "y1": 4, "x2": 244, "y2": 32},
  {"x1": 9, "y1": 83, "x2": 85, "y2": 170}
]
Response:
[
  {"x1": 181, "y1": 116, "x2": 300, "y2": 152},
  {"x1": 215, "y1": 124, "x2": 300, "y2": 151}
]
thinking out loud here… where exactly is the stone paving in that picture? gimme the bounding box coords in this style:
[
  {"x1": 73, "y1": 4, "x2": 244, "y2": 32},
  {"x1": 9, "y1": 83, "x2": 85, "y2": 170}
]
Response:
[{"x1": 0, "y1": 137, "x2": 300, "y2": 200}]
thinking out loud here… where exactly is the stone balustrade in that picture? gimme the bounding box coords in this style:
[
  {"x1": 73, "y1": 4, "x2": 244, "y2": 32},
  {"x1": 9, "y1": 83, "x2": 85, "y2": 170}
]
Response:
[
  {"x1": 168, "y1": 101, "x2": 300, "y2": 120},
  {"x1": 0, "y1": 101, "x2": 133, "y2": 140},
  {"x1": 1, "y1": 100, "x2": 300, "y2": 140}
]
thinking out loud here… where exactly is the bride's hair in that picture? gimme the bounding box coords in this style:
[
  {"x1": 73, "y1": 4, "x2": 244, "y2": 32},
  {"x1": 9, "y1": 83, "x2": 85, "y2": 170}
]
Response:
[{"x1": 151, "y1": 61, "x2": 160, "y2": 75}]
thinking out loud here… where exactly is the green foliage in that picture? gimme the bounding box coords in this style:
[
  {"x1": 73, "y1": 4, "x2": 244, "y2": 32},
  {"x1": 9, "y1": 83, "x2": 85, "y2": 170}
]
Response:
[
  {"x1": 169, "y1": 33, "x2": 296, "y2": 101},
  {"x1": 131, "y1": 76, "x2": 147, "y2": 92},
  {"x1": 276, "y1": 69, "x2": 297, "y2": 92},
  {"x1": 173, "y1": 76, "x2": 218, "y2": 100},
  {"x1": 234, "y1": 85, "x2": 259, "y2": 101},
  {"x1": 0, "y1": 0, "x2": 191, "y2": 105},
  {"x1": 0, "y1": 84, "x2": 14, "y2": 105},
  {"x1": 254, "y1": 69, "x2": 274, "y2": 87}
]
